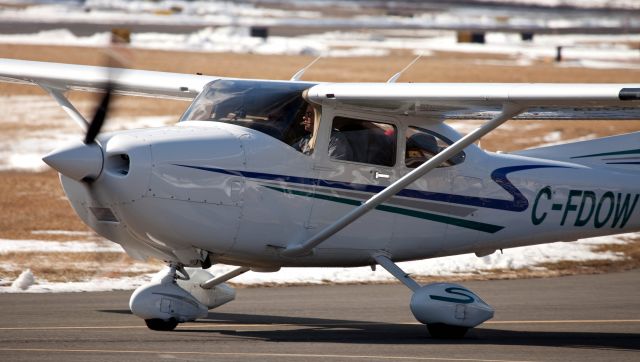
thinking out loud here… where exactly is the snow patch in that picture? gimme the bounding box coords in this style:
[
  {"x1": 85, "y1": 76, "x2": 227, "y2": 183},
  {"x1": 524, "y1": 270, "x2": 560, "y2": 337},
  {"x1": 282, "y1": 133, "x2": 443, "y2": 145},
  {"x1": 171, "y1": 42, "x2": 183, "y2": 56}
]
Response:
[
  {"x1": 0, "y1": 239, "x2": 124, "y2": 253},
  {"x1": 225, "y1": 234, "x2": 630, "y2": 286},
  {"x1": 474, "y1": 0, "x2": 640, "y2": 10},
  {"x1": 11, "y1": 269, "x2": 35, "y2": 291},
  {"x1": 0, "y1": 233, "x2": 634, "y2": 293},
  {"x1": 536, "y1": 133, "x2": 598, "y2": 148},
  {"x1": 0, "y1": 5, "x2": 638, "y2": 66},
  {"x1": 2, "y1": 274, "x2": 153, "y2": 294},
  {"x1": 31, "y1": 230, "x2": 96, "y2": 237},
  {"x1": 542, "y1": 131, "x2": 563, "y2": 142}
]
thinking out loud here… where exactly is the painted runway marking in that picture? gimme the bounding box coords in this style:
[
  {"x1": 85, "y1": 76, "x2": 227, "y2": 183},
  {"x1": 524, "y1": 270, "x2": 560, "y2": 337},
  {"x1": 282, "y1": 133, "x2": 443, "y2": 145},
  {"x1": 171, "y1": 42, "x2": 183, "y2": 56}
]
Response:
[
  {"x1": 0, "y1": 347, "x2": 534, "y2": 362},
  {"x1": 0, "y1": 319, "x2": 638, "y2": 331},
  {"x1": 485, "y1": 319, "x2": 640, "y2": 324}
]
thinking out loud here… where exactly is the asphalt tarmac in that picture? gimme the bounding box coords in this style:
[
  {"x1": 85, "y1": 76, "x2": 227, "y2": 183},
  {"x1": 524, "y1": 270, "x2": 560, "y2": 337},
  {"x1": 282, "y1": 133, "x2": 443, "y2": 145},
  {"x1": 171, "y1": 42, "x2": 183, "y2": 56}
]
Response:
[{"x1": 0, "y1": 270, "x2": 638, "y2": 362}]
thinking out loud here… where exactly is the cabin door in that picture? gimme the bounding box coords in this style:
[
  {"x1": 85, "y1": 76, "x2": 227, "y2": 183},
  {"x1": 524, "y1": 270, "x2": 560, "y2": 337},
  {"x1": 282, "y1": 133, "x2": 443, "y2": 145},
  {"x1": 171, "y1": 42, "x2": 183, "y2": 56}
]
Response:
[{"x1": 307, "y1": 109, "x2": 399, "y2": 253}]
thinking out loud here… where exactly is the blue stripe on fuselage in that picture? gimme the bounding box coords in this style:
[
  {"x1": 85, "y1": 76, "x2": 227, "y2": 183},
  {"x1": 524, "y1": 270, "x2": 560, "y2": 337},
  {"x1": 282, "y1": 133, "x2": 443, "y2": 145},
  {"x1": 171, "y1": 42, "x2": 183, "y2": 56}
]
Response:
[{"x1": 173, "y1": 164, "x2": 564, "y2": 212}]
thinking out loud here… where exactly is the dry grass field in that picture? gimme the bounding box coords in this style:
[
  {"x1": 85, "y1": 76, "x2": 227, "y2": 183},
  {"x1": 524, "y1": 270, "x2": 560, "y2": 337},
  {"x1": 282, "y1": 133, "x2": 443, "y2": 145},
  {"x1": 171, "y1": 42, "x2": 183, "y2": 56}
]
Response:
[{"x1": 1, "y1": 43, "x2": 639, "y2": 283}]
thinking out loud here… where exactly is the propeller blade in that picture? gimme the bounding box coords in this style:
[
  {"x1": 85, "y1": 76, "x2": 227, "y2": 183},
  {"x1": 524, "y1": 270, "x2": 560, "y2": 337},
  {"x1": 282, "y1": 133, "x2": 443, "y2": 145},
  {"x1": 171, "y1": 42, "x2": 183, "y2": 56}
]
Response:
[{"x1": 84, "y1": 84, "x2": 112, "y2": 144}]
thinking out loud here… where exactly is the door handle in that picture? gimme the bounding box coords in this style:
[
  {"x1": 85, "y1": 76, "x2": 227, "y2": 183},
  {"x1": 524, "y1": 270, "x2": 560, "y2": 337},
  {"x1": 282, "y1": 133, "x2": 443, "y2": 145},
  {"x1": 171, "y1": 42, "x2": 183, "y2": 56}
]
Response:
[{"x1": 374, "y1": 171, "x2": 390, "y2": 179}]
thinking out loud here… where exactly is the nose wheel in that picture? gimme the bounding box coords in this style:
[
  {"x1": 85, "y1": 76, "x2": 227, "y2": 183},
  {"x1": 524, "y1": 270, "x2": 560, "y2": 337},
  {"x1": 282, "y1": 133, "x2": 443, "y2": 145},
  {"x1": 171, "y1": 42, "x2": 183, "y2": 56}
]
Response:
[{"x1": 145, "y1": 318, "x2": 179, "y2": 331}]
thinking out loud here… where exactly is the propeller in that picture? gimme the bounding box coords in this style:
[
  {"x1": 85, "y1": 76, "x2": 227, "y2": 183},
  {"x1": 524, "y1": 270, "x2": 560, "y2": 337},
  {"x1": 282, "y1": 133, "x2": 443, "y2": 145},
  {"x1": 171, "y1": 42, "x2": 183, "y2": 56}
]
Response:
[
  {"x1": 43, "y1": 55, "x2": 118, "y2": 182},
  {"x1": 84, "y1": 82, "x2": 113, "y2": 145},
  {"x1": 85, "y1": 42, "x2": 122, "y2": 144}
]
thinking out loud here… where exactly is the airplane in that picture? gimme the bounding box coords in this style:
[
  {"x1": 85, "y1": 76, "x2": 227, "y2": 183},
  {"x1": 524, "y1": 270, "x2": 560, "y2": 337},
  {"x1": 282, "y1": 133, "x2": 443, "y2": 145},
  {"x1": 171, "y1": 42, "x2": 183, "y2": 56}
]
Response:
[{"x1": 0, "y1": 56, "x2": 639, "y2": 338}]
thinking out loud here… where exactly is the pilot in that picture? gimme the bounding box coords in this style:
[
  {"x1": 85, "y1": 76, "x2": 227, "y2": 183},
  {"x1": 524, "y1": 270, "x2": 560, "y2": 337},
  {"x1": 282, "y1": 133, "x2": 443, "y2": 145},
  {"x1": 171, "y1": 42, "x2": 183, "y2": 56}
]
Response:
[{"x1": 294, "y1": 104, "x2": 353, "y2": 161}]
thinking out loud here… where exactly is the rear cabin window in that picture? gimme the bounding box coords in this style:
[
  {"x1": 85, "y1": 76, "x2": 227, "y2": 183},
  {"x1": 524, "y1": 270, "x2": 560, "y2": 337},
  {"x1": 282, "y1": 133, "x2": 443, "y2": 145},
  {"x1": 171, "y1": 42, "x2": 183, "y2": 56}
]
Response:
[
  {"x1": 405, "y1": 127, "x2": 465, "y2": 168},
  {"x1": 330, "y1": 116, "x2": 396, "y2": 167}
]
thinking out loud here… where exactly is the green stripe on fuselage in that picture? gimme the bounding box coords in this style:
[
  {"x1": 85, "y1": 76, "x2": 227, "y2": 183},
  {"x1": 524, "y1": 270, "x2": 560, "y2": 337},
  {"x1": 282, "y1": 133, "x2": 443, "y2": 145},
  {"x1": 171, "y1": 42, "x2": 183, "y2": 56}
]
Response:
[
  {"x1": 263, "y1": 185, "x2": 504, "y2": 234},
  {"x1": 572, "y1": 149, "x2": 640, "y2": 159}
]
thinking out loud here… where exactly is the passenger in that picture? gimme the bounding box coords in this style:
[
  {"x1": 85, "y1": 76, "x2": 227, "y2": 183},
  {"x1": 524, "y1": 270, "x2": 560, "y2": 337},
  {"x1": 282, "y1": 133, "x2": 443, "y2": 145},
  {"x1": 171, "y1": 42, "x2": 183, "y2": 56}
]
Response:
[
  {"x1": 294, "y1": 105, "x2": 353, "y2": 161},
  {"x1": 405, "y1": 133, "x2": 455, "y2": 168}
]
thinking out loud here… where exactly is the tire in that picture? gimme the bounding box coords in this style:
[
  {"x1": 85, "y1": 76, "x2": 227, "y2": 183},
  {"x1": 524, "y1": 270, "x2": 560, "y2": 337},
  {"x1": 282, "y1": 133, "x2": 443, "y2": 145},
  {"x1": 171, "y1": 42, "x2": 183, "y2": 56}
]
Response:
[
  {"x1": 145, "y1": 318, "x2": 178, "y2": 331},
  {"x1": 427, "y1": 323, "x2": 469, "y2": 339}
]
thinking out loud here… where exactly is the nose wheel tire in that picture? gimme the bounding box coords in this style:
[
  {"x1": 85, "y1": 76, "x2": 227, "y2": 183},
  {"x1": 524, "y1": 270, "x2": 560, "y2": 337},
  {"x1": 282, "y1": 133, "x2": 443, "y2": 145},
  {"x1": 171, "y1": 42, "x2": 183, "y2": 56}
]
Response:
[
  {"x1": 145, "y1": 318, "x2": 178, "y2": 331},
  {"x1": 426, "y1": 323, "x2": 469, "y2": 339}
]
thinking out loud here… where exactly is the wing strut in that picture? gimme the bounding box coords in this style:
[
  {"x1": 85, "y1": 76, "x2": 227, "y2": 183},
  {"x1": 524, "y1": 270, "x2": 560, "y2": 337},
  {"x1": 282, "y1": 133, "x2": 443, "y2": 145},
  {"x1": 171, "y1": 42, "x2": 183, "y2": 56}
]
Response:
[
  {"x1": 39, "y1": 83, "x2": 90, "y2": 131},
  {"x1": 373, "y1": 254, "x2": 420, "y2": 291},
  {"x1": 280, "y1": 103, "x2": 525, "y2": 257}
]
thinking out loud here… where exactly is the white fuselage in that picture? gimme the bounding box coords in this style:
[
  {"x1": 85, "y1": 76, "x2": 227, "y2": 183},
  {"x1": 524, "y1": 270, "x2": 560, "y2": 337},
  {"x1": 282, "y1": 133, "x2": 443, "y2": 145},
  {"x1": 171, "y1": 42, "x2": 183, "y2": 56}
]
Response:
[{"x1": 59, "y1": 120, "x2": 640, "y2": 268}]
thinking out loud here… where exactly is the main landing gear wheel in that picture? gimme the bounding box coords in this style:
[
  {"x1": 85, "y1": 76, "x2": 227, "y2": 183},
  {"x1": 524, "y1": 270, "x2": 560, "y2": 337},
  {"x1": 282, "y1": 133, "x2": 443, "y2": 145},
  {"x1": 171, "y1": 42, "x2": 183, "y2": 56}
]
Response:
[
  {"x1": 145, "y1": 318, "x2": 178, "y2": 331},
  {"x1": 373, "y1": 255, "x2": 494, "y2": 339},
  {"x1": 426, "y1": 323, "x2": 469, "y2": 339}
]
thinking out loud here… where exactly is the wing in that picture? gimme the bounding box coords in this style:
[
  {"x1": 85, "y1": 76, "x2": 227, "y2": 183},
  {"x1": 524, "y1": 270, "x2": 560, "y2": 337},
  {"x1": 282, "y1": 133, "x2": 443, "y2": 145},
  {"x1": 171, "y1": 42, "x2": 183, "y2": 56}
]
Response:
[
  {"x1": 0, "y1": 58, "x2": 219, "y2": 100},
  {"x1": 286, "y1": 82, "x2": 640, "y2": 257},
  {"x1": 306, "y1": 83, "x2": 640, "y2": 120}
]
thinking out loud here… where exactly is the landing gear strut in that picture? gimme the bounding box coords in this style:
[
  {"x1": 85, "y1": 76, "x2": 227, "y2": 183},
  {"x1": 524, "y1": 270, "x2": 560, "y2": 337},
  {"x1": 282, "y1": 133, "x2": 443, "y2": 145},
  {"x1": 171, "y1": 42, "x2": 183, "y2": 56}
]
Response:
[
  {"x1": 141, "y1": 265, "x2": 184, "y2": 331},
  {"x1": 129, "y1": 262, "x2": 237, "y2": 331},
  {"x1": 373, "y1": 254, "x2": 494, "y2": 339}
]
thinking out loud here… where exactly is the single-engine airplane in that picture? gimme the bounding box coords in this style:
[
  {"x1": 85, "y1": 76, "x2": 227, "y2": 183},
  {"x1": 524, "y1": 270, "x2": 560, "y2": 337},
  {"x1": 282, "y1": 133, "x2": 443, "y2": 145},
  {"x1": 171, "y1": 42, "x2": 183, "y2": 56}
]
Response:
[{"x1": 1, "y1": 57, "x2": 639, "y2": 338}]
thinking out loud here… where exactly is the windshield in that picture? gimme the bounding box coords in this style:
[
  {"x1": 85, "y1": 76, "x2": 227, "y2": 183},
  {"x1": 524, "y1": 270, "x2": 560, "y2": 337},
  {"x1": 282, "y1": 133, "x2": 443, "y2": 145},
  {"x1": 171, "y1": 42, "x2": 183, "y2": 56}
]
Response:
[{"x1": 180, "y1": 79, "x2": 315, "y2": 145}]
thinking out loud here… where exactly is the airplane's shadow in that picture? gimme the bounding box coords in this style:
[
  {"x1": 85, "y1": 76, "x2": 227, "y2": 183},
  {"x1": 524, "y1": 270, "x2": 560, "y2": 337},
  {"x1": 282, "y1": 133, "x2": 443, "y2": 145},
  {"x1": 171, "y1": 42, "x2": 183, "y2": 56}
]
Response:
[
  {"x1": 99, "y1": 309, "x2": 639, "y2": 350},
  {"x1": 166, "y1": 312, "x2": 638, "y2": 351}
]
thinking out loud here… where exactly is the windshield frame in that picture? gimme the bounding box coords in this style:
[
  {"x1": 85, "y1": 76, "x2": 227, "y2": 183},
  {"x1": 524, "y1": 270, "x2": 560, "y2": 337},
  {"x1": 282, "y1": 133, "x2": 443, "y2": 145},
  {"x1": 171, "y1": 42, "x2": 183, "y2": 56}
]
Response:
[{"x1": 180, "y1": 79, "x2": 317, "y2": 145}]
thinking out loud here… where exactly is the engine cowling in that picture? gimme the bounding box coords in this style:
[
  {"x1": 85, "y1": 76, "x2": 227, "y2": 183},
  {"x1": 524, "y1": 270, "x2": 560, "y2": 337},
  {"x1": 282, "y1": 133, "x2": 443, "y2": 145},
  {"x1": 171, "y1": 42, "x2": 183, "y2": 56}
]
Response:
[{"x1": 410, "y1": 283, "x2": 494, "y2": 328}]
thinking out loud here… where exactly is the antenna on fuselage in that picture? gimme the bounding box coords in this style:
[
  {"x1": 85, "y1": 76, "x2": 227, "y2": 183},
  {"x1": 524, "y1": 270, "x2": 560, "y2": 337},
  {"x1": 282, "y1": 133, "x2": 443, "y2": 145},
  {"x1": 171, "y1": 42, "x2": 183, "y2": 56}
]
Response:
[
  {"x1": 387, "y1": 53, "x2": 423, "y2": 83},
  {"x1": 290, "y1": 55, "x2": 322, "y2": 81}
]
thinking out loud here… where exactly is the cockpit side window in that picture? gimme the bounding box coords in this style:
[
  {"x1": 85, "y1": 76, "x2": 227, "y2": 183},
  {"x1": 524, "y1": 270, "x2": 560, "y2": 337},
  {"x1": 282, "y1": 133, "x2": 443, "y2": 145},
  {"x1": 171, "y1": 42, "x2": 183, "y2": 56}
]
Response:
[
  {"x1": 330, "y1": 116, "x2": 396, "y2": 167},
  {"x1": 405, "y1": 127, "x2": 465, "y2": 168},
  {"x1": 179, "y1": 79, "x2": 314, "y2": 145}
]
